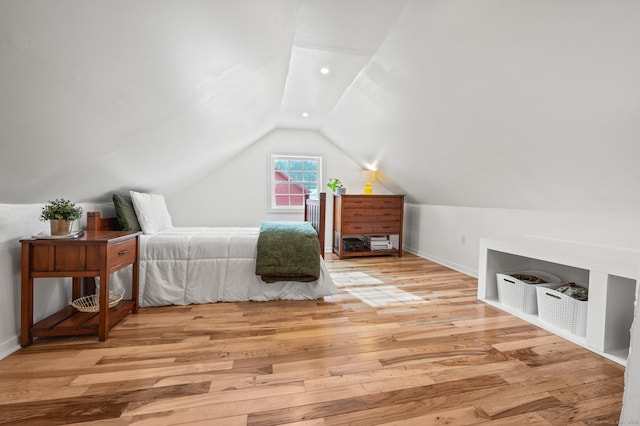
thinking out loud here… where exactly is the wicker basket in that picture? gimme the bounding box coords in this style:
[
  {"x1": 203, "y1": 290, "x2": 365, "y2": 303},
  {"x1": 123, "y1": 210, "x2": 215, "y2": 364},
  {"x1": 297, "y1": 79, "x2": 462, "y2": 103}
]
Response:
[
  {"x1": 71, "y1": 289, "x2": 125, "y2": 313},
  {"x1": 496, "y1": 270, "x2": 561, "y2": 314},
  {"x1": 536, "y1": 285, "x2": 588, "y2": 337}
]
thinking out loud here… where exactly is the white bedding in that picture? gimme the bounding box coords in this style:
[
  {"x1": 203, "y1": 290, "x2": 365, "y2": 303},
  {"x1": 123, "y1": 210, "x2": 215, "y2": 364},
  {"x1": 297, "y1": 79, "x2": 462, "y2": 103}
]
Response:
[{"x1": 111, "y1": 226, "x2": 337, "y2": 307}]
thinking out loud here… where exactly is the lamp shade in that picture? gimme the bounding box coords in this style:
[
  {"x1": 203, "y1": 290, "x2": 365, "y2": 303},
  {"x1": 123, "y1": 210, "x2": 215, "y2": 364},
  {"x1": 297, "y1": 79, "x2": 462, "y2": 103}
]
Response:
[{"x1": 362, "y1": 170, "x2": 377, "y2": 182}]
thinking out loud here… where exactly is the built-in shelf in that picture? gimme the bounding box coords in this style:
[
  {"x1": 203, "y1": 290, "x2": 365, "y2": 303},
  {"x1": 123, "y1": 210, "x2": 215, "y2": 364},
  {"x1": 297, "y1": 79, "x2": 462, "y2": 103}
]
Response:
[{"x1": 478, "y1": 235, "x2": 640, "y2": 366}]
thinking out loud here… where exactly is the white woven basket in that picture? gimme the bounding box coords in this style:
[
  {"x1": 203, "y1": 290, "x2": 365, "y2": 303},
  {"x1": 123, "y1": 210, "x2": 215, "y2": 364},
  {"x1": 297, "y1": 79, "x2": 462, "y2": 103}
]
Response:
[
  {"x1": 496, "y1": 270, "x2": 561, "y2": 314},
  {"x1": 71, "y1": 289, "x2": 125, "y2": 313},
  {"x1": 536, "y1": 286, "x2": 588, "y2": 337}
]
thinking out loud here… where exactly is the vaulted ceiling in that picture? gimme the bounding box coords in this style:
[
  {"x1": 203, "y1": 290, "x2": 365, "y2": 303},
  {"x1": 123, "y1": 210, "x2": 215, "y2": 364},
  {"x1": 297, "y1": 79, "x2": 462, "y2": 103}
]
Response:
[{"x1": 1, "y1": 0, "x2": 639, "y2": 212}]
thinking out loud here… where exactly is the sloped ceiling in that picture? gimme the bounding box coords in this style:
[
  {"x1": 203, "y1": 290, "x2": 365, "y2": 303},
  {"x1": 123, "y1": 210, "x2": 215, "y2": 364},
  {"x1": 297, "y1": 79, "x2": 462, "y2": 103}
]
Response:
[{"x1": 1, "y1": 0, "x2": 639, "y2": 212}]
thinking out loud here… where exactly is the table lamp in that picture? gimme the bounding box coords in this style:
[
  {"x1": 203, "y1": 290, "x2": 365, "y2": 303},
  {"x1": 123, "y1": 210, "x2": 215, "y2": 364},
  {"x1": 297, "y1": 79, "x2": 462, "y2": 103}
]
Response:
[{"x1": 363, "y1": 170, "x2": 376, "y2": 194}]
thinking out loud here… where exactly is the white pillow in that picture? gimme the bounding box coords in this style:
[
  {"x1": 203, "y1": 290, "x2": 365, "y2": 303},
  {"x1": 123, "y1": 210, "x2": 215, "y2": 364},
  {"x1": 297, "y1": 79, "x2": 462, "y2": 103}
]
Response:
[{"x1": 129, "y1": 191, "x2": 173, "y2": 234}]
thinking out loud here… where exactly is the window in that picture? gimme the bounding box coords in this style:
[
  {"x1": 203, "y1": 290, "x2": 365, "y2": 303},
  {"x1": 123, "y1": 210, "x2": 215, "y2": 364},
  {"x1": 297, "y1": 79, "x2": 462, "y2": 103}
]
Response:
[{"x1": 270, "y1": 155, "x2": 322, "y2": 210}]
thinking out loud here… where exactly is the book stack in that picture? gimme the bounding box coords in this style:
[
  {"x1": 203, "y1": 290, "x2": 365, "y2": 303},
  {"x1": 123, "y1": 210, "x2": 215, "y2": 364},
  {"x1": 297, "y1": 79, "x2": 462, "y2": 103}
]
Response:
[
  {"x1": 365, "y1": 236, "x2": 393, "y2": 251},
  {"x1": 31, "y1": 230, "x2": 85, "y2": 239}
]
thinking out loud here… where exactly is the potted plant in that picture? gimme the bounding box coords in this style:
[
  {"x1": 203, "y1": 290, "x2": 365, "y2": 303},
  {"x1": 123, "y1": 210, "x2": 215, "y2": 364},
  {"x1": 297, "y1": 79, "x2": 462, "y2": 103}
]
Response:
[
  {"x1": 40, "y1": 198, "x2": 83, "y2": 235},
  {"x1": 327, "y1": 178, "x2": 346, "y2": 195}
]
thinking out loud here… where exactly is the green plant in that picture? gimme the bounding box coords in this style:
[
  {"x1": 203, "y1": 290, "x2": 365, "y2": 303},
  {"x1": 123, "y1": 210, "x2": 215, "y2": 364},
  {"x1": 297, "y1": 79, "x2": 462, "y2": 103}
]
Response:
[
  {"x1": 39, "y1": 198, "x2": 84, "y2": 221},
  {"x1": 326, "y1": 178, "x2": 344, "y2": 192}
]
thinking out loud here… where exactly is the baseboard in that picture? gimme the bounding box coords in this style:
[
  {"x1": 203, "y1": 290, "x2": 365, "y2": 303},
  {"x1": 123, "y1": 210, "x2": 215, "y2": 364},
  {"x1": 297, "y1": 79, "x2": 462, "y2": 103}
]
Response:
[
  {"x1": 0, "y1": 334, "x2": 20, "y2": 361},
  {"x1": 403, "y1": 247, "x2": 478, "y2": 278}
]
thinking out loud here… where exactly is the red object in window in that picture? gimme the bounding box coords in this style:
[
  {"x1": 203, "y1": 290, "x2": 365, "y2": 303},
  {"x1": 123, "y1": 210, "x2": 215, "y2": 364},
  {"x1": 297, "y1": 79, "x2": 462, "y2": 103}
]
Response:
[{"x1": 274, "y1": 169, "x2": 311, "y2": 206}]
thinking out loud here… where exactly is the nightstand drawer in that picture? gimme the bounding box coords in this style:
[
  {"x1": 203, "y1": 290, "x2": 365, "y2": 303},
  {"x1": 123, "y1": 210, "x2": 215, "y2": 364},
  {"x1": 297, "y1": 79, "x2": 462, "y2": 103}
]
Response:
[
  {"x1": 30, "y1": 244, "x2": 101, "y2": 272},
  {"x1": 343, "y1": 222, "x2": 401, "y2": 234},
  {"x1": 108, "y1": 239, "x2": 136, "y2": 268}
]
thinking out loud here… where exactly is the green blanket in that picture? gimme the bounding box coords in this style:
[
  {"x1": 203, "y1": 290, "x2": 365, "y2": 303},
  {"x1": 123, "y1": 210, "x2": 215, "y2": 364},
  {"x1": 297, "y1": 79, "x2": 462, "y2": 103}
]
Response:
[{"x1": 255, "y1": 221, "x2": 321, "y2": 283}]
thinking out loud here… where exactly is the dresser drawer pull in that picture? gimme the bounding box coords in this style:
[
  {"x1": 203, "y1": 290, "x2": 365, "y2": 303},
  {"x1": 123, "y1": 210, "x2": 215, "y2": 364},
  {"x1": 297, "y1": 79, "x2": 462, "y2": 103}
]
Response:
[{"x1": 118, "y1": 249, "x2": 130, "y2": 255}]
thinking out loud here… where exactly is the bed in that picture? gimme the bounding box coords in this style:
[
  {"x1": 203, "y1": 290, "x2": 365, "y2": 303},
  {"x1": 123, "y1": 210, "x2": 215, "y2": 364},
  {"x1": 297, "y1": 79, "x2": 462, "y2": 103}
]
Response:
[{"x1": 88, "y1": 192, "x2": 336, "y2": 307}]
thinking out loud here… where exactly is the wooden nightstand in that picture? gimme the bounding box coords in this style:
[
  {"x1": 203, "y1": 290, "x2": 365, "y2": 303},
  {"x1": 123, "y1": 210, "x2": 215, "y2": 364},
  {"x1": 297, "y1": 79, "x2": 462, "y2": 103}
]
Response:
[{"x1": 20, "y1": 230, "x2": 142, "y2": 346}]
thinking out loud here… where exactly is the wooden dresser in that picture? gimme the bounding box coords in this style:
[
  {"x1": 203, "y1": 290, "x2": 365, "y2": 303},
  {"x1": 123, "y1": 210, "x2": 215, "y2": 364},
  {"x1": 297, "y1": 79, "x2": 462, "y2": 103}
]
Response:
[{"x1": 332, "y1": 194, "x2": 404, "y2": 259}]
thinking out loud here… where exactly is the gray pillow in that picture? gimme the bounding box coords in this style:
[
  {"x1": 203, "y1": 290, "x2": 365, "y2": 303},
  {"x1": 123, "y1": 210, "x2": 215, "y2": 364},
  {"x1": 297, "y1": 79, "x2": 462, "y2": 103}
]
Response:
[{"x1": 112, "y1": 193, "x2": 141, "y2": 232}]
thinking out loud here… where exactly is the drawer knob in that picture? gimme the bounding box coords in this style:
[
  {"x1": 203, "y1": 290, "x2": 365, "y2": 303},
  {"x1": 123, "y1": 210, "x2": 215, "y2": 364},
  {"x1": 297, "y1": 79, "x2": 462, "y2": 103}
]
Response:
[{"x1": 118, "y1": 249, "x2": 130, "y2": 255}]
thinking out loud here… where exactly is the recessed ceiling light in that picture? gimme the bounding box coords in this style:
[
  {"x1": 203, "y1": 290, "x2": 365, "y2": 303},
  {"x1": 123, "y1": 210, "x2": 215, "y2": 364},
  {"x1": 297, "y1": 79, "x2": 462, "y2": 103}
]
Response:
[
  {"x1": 319, "y1": 67, "x2": 330, "y2": 75},
  {"x1": 301, "y1": 112, "x2": 309, "y2": 118}
]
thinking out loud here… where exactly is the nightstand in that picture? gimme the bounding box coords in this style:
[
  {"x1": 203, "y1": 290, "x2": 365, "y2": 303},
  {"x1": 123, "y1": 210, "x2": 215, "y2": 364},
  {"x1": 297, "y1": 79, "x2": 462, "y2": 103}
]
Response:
[{"x1": 20, "y1": 230, "x2": 142, "y2": 346}]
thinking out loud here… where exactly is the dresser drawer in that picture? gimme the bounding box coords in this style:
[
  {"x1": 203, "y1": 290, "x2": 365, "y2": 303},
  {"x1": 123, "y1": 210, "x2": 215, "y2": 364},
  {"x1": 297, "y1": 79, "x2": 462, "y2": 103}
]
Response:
[
  {"x1": 342, "y1": 196, "x2": 403, "y2": 209},
  {"x1": 344, "y1": 208, "x2": 401, "y2": 222},
  {"x1": 343, "y1": 222, "x2": 402, "y2": 235},
  {"x1": 108, "y1": 239, "x2": 136, "y2": 268}
]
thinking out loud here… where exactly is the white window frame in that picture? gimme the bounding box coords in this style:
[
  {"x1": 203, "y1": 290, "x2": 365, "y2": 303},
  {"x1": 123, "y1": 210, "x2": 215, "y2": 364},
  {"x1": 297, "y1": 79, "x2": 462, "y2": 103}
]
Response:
[{"x1": 269, "y1": 154, "x2": 322, "y2": 211}]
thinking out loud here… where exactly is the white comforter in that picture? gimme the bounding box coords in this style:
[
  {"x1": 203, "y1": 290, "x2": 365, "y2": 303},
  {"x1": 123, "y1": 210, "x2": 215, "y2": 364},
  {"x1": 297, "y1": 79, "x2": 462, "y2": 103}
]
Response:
[{"x1": 111, "y1": 226, "x2": 337, "y2": 307}]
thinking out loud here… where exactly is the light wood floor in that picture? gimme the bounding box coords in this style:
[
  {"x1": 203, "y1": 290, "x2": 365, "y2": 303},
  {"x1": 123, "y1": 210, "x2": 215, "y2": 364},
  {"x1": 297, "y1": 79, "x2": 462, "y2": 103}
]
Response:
[{"x1": 0, "y1": 253, "x2": 625, "y2": 425}]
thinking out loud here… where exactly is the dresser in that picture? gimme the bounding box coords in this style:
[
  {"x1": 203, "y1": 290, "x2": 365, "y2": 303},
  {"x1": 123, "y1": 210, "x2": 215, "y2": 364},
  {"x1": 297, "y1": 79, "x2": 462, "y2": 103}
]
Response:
[
  {"x1": 332, "y1": 194, "x2": 404, "y2": 259},
  {"x1": 20, "y1": 230, "x2": 141, "y2": 346}
]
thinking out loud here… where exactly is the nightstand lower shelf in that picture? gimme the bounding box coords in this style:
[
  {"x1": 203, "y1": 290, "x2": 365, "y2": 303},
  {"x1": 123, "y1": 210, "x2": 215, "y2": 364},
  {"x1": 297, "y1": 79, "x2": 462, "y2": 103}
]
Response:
[{"x1": 31, "y1": 300, "x2": 135, "y2": 339}]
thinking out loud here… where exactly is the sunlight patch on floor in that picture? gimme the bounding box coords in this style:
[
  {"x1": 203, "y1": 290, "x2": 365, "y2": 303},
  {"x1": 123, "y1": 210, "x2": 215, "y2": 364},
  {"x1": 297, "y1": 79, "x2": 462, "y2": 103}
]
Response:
[
  {"x1": 346, "y1": 286, "x2": 424, "y2": 307},
  {"x1": 330, "y1": 272, "x2": 424, "y2": 307},
  {"x1": 330, "y1": 272, "x2": 384, "y2": 287}
]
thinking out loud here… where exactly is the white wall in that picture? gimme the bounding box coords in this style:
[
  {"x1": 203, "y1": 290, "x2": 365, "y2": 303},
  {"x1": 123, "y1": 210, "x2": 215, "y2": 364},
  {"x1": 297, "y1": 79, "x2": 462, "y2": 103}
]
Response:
[
  {"x1": 323, "y1": 0, "x2": 640, "y2": 214},
  {"x1": 403, "y1": 203, "x2": 640, "y2": 277},
  {"x1": 621, "y1": 264, "x2": 640, "y2": 424},
  {"x1": 167, "y1": 128, "x2": 390, "y2": 250}
]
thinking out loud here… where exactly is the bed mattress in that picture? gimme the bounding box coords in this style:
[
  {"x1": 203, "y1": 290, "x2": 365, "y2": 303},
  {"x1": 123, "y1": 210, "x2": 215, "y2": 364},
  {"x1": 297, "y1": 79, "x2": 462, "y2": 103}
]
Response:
[{"x1": 109, "y1": 226, "x2": 337, "y2": 307}]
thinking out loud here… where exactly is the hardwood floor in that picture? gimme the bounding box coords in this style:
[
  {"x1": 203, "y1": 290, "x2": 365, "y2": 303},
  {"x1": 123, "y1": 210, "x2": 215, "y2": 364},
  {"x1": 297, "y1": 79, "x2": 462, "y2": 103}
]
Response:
[{"x1": 0, "y1": 253, "x2": 625, "y2": 425}]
